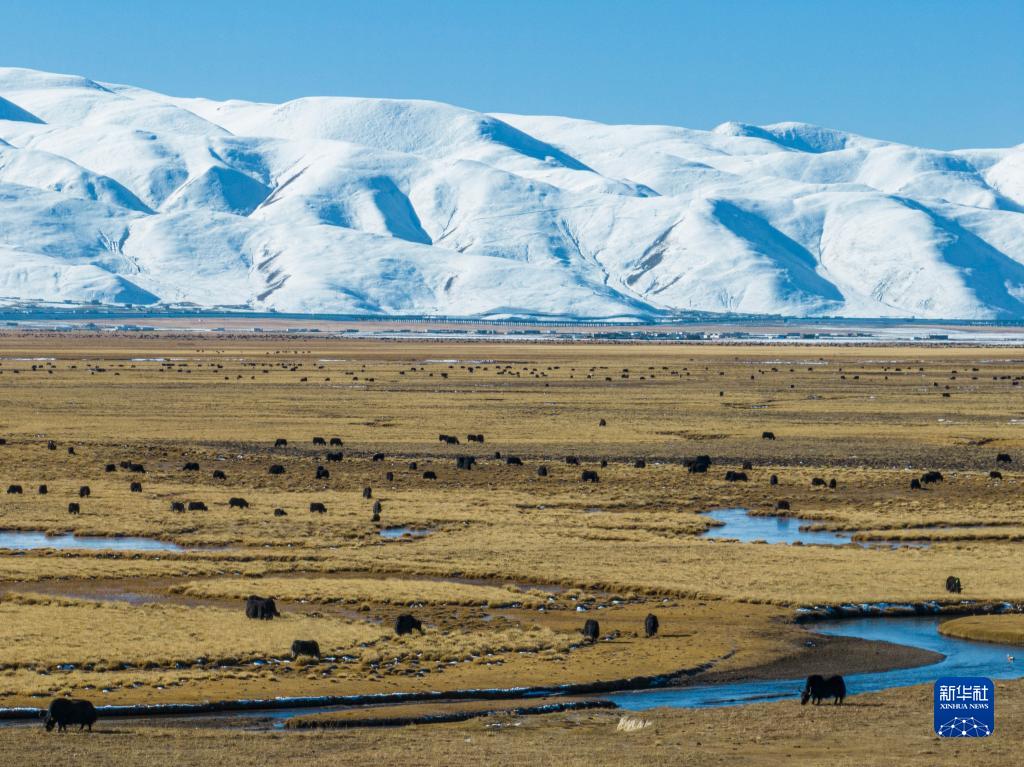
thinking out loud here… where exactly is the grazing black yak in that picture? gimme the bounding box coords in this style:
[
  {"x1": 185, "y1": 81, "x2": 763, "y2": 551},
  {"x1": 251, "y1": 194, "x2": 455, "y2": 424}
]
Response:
[
  {"x1": 801, "y1": 675, "x2": 846, "y2": 705},
  {"x1": 274, "y1": 438, "x2": 288, "y2": 447},
  {"x1": 990, "y1": 470, "x2": 1003, "y2": 479},
  {"x1": 581, "y1": 470, "x2": 600, "y2": 483},
  {"x1": 228, "y1": 497, "x2": 249, "y2": 509},
  {"x1": 394, "y1": 614, "x2": 424, "y2": 636},
  {"x1": 67, "y1": 502, "x2": 80, "y2": 514},
  {"x1": 769, "y1": 474, "x2": 779, "y2": 486},
  {"x1": 127, "y1": 463, "x2": 145, "y2": 473},
  {"x1": 644, "y1": 613, "x2": 659, "y2": 638},
  {"x1": 828, "y1": 478, "x2": 837, "y2": 489},
  {"x1": 363, "y1": 487, "x2": 372, "y2": 499},
  {"x1": 599, "y1": 419, "x2": 607, "y2": 427},
  {"x1": 187, "y1": 501, "x2": 208, "y2": 511},
  {"x1": 329, "y1": 438, "x2": 343, "y2": 446},
  {"x1": 506, "y1": 456, "x2": 523, "y2": 466},
  {"x1": 456, "y1": 456, "x2": 476, "y2": 470},
  {"x1": 130, "y1": 482, "x2": 142, "y2": 493},
  {"x1": 422, "y1": 471, "x2": 437, "y2": 480},
  {"x1": 910, "y1": 478, "x2": 922, "y2": 490},
  {"x1": 182, "y1": 462, "x2": 200, "y2": 471},
  {"x1": 274, "y1": 508, "x2": 287, "y2": 517},
  {"x1": 170, "y1": 501, "x2": 185, "y2": 512},
  {"x1": 312, "y1": 437, "x2": 326, "y2": 446},
  {"x1": 921, "y1": 471, "x2": 944, "y2": 484},
  {"x1": 762, "y1": 431, "x2": 776, "y2": 440},
  {"x1": 634, "y1": 459, "x2": 646, "y2": 468},
  {"x1": 245, "y1": 595, "x2": 280, "y2": 620},
  {"x1": 78, "y1": 486, "x2": 90, "y2": 498},
  {"x1": 104, "y1": 464, "x2": 116, "y2": 472},
  {"x1": 268, "y1": 464, "x2": 286, "y2": 475},
  {"x1": 326, "y1": 452, "x2": 343, "y2": 463},
  {"x1": 742, "y1": 461, "x2": 753, "y2": 470},
  {"x1": 43, "y1": 698, "x2": 97, "y2": 732},
  {"x1": 686, "y1": 455, "x2": 712, "y2": 473},
  {"x1": 309, "y1": 502, "x2": 327, "y2": 513},
  {"x1": 946, "y1": 576, "x2": 962, "y2": 594},
  {"x1": 6, "y1": 484, "x2": 22, "y2": 494},
  {"x1": 811, "y1": 477, "x2": 826, "y2": 487},
  {"x1": 372, "y1": 453, "x2": 385, "y2": 462},
  {"x1": 997, "y1": 453, "x2": 1012, "y2": 463},
  {"x1": 724, "y1": 471, "x2": 748, "y2": 482},
  {"x1": 776, "y1": 500, "x2": 791, "y2": 511},
  {"x1": 291, "y1": 639, "x2": 321, "y2": 659},
  {"x1": 47, "y1": 440, "x2": 57, "y2": 450},
  {"x1": 600, "y1": 459, "x2": 608, "y2": 468},
  {"x1": 38, "y1": 484, "x2": 47, "y2": 495},
  {"x1": 565, "y1": 456, "x2": 580, "y2": 466},
  {"x1": 408, "y1": 462, "x2": 418, "y2": 470},
  {"x1": 212, "y1": 470, "x2": 226, "y2": 480},
  {"x1": 385, "y1": 472, "x2": 394, "y2": 482},
  {"x1": 316, "y1": 466, "x2": 330, "y2": 479},
  {"x1": 372, "y1": 500, "x2": 382, "y2": 521},
  {"x1": 537, "y1": 466, "x2": 548, "y2": 477},
  {"x1": 582, "y1": 618, "x2": 600, "y2": 643}
]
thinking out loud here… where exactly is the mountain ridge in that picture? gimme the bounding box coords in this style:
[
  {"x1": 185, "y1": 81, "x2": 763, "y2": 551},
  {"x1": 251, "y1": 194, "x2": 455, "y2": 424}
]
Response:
[{"x1": 0, "y1": 66, "x2": 1021, "y2": 319}]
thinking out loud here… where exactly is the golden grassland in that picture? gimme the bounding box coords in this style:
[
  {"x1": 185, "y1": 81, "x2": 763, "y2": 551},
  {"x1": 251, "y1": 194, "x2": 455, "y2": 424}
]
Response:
[
  {"x1": 0, "y1": 334, "x2": 1023, "y2": 714},
  {"x1": 939, "y1": 615, "x2": 1024, "y2": 645},
  {"x1": 0, "y1": 593, "x2": 388, "y2": 669},
  {"x1": 3, "y1": 680, "x2": 1022, "y2": 767},
  {"x1": 0, "y1": 594, "x2": 777, "y2": 706}
]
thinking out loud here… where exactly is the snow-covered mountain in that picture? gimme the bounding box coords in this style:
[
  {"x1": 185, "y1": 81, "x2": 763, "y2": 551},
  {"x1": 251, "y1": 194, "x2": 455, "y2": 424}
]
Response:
[{"x1": 0, "y1": 66, "x2": 1022, "y2": 319}]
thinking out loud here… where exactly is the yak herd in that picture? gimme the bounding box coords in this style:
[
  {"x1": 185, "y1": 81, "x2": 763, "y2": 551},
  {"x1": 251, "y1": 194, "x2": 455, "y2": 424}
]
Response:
[{"x1": 17, "y1": 428, "x2": 1003, "y2": 731}]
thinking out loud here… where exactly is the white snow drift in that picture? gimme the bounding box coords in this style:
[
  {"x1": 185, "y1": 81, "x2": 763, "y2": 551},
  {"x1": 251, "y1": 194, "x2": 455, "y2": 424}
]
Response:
[{"x1": 0, "y1": 67, "x2": 1022, "y2": 319}]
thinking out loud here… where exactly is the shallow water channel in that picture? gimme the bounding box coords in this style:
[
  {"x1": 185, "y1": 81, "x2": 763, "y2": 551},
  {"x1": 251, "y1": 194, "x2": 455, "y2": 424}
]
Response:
[
  {"x1": 607, "y1": 617, "x2": 1024, "y2": 710},
  {"x1": 700, "y1": 508, "x2": 927, "y2": 548},
  {"x1": 0, "y1": 529, "x2": 189, "y2": 552},
  {"x1": 378, "y1": 527, "x2": 433, "y2": 539}
]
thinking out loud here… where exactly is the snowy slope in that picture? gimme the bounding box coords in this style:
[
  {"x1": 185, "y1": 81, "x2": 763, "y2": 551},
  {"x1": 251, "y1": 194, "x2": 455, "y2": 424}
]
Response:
[{"x1": 0, "y1": 66, "x2": 1022, "y2": 319}]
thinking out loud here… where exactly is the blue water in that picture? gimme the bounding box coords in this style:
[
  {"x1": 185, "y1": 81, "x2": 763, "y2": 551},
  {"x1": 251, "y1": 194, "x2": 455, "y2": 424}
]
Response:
[
  {"x1": 702, "y1": 508, "x2": 852, "y2": 545},
  {"x1": 0, "y1": 530, "x2": 187, "y2": 552},
  {"x1": 379, "y1": 527, "x2": 433, "y2": 539},
  {"x1": 607, "y1": 617, "x2": 1023, "y2": 710},
  {"x1": 3, "y1": 615, "x2": 1019, "y2": 727}
]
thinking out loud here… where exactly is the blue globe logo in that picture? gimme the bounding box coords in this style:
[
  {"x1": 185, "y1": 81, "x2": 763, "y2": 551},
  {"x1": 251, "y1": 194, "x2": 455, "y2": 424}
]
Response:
[{"x1": 937, "y1": 716, "x2": 992, "y2": 738}]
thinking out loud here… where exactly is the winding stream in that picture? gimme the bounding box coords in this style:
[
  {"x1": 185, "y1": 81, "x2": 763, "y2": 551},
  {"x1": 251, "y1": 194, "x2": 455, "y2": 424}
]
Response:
[
  {"x1": 1, "y1": 615, "x2": 1022, "y2": 726},
  {"x1": 607, "y1": 617, "x2": 1023, "y2": 710}
]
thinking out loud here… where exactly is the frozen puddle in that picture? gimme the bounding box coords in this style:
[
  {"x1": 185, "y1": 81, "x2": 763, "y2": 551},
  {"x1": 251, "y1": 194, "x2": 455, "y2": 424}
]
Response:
[
  {"x1": 0, "y1": 530, "x2": 189, "y2": 552},
  {"x1": 378, "y1": 527, "x2": 434, "y2": 540}
]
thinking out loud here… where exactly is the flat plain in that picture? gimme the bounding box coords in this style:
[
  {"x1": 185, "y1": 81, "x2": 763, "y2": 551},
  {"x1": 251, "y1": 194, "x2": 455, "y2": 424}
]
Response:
[{"x1": 0, "y1": 332, "x2": 1022, "y2": 764}]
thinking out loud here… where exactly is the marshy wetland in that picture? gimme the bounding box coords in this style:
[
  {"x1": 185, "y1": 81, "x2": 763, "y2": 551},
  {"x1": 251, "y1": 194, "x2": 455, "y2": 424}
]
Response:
[{"x1": 1, "y1": 333, "x2": 1023, "y2": 765}]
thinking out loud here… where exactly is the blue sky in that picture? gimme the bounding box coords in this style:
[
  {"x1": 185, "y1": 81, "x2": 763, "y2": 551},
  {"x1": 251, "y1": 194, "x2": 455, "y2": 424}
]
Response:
[{"x1": 5, "y1": 0, "x2": 1022, "y2": 149}]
